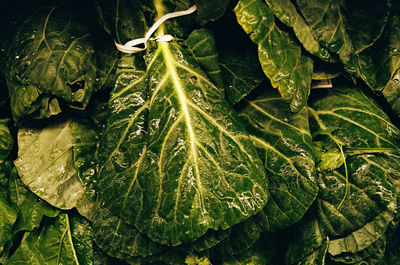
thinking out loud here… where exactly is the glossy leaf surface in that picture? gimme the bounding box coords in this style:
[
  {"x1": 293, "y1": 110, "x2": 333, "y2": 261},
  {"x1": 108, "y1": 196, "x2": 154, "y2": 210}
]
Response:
[
  {"x1": 6, "y1": 3, "x2": 96, "y2": 122},
  {"x1": 265, "y1": 0, "x2": 335, "y2": 62},
  {"x1": 186, "y1": 29, "x2": 224, "y2": 89},
  {"x1": 6, "y1": 213, "x2": 92, "y2": 265},
  {"x1": 239, "y1": 90, "x2": 318, "y2": 231},
  {"x1": 14, "y1": 118, "x2": 96, "y2": 219},
  {"x1": 235, "y1": 0, "x2": 313, "y2": 112},
  {"x1": 220, "y1": 50, "x2": 264, "y2": 105}
]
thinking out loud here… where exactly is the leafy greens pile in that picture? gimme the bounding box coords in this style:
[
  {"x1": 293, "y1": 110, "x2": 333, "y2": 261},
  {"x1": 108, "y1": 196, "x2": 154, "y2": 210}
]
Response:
[{"x1": 0, "y1": 0, "x2": 400, "y2": 264}]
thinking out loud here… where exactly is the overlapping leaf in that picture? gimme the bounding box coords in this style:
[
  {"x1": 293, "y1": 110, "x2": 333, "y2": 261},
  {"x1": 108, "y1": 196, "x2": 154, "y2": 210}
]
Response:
[
  {"x1": 186, "y1": 29, "x2": 224, "y2": 89},
  {"x1": 296, "y1": 0, "x2": 390, "y2": 75},
  {"x1": 8, "y1": 167, "x2": 59, "y2": 233},
  {"x1": 235, "y1": 0, "x2": 313, "y2": 112},
  {"x1": 239, "y1": 89, "x2": 318, "y2": 231},
  {"x1": 5, "y1": 2, "x2": 96, "y2": 122},
  {"x1": 265, "y1": 0, "x2": 335, "y2": 62},
  {"x1": 6, "y1": 213, "x2": 92, "y2": 265},
  {"x1": 307, "y1": 86, "x2": 400, "y2": 263},
  {"x1": 219, "y1": 50, "x2": 264, "y2": 105}
]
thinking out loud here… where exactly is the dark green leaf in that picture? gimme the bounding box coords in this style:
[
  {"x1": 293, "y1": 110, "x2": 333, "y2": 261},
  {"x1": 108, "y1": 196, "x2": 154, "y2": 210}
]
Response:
[
  {"x1": 0, "y1": 193, "x2": 17, "y2": 255},
  {"x1": 296, "y1": 0, "x2": 389, "y2": 75},
  {"x1": 328, "y1": 210, "x2": 393, "y2": 256},
  {"x1": 220, "y1": 50, "x2": 264, "y2": 105},
  {"x1": 0, "y1": 119, "x2": 13, "y2": 163},
  {"x1": 5, "y1": 3, "x2": 96, "y2": 122},
  {"x1": 331, "y1": 235, "x2": 386, "y2": 264},
  {"x1": 308, "y1": 86, "x2": 400, "y2": 263},
  {"x1": 8, "y1": 167, "x2": 59, "y2": 233},
  {"x1": 286, "y1": 216, "x2": 328, "y2": 265},
  {"x1": 194, "y1": 0, "x2": 230, "y2": 25},
  {"x1": 235, "y1": 0, "x2": 313, "y2": 112},
  {"x1": 356, "y1": 6, "x2": 400, "y2": 92},
  {"x1": 239, "y1": 89, "x2": 318, "y2": 231},
  {"x1": 265, "y1": 0, "x2": 335, "y2": 62},
  {"x1": 94, "y1": 0, "x2": 147, "y2": 44},
  {"x1": 6, "y1": 213, "x2": 92, "y2": 265},
  {"x1": 93, "y1": 206, "x2": 165, "y2": 260},
  {"x1": 69, "y1": 214, "x2": 94, "y2": 265},
  {"x1": 186, "y1": 29, "x2": 224, "y2": 89}
]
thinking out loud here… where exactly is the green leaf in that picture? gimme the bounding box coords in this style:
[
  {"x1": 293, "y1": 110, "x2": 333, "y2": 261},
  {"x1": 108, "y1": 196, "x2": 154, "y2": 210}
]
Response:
[
  {"x1": 213, "y1": 233, "x2": 286, "y2": 265},
  {"x1": 356, "y1": 5, "x2": 400, "y2": 92},
  {"x1": 6, "y1": 213, "x2": 91, "y2": 265},
  {"x1": 265, "y1": 0, "x2": 335, "y2": 62},
  {"x1": 235, "y1": 0, "x2": 313, "y2": 112},
  {"x1": 5, "y1": 3, "x2": 96, "y2": 122},
  {"x1": 8, "y1": 167, "x2": 59, "y2": 233},
  {"x1": 93, "y1": 206, "x2": 166, "y2": 260},
  {"x1": 296, "y1": 0, "x2": 389, "y2": 75},
  {"x1": 316, "y1": 149, "x2": 344, "y2": 172},
  {"x1": 194, "y1": 0, "x2": 230, "y2": 25},
  {"x1": 331, "y1": 236, "x2": 386, "y2": 264},
  {"x1": 98, "y1": 32, "x2": 268, "y2": 246},
  {"x1": 94, "y1": 0, "x2": 147, "y2": 44},
  {"x1": 308, "y1": 86, "x2": 400, "y2": 262},
  {"x1": 238, "y1": 90, "x2": 318, "y2": 231},
  {"x1": 14, "y1": 118, "x2": 96, "y2": 219},
  {"x1": 0, "y1": 193, "x2": 17, "y2": 255},
  {"x1": 92, "y1": 31, "x2": 120, "y2": 92},
  {"x1": 69, "y1": 215, "x2": 94, "y2": 265},
  {"x1": 140, "y1": 38, "x2": 267, "y2": 245},
  {"x1": 220, "y1": 50, "x2": 265, "y2": 105},
  {"x1": 0, "y1": 119, "x2": 13, "y2": 163},
  {"x1": 96, "y1": 53, "x2": 149, "y2": 224},
  {"x1": 186, "y1": 29, "x2": 224, "y2": 89},
  {"x1": 286, "y1": 215, "x2": 328, "y2": 265},
  {"x1": 328, "y1": 210, "x2": 394, "y2": 256}
]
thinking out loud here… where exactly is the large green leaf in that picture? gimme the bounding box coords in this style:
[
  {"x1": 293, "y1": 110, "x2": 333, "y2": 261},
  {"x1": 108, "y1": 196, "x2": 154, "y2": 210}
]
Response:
[
  {"x1": 138, "y1": 38, "x2": 267, "y2": 245},
  {"x1": 220, "y1": 50, "x2": 265, "y2": 105},
  {"x1": 5, "y1": 2, "x2": 96, "y2": 123},
  {"x1": 235, "y1": 0, "x2": 313, "y2": 112},
  {"x1": 265, "y1": 0, "x2": 335, "y2": 62},
  {"x1": 6, "y1": 213, "x2": 92, "y2": 265},
  {"x1": 328, "y1": 210, "x2": 394, "y2": 257},
  {"x1": 94, "y1": 204, "x2": 230, "y2": 264},
  {"x1": 99, "y1": 9, "x2": 268, "y2": 246},
  {"x1": 186, "y1": 29, "x2": 224, "y2": 89},
  {"x1": 14, "y1": 118, "x2": 96, "y2": 219},
  {"x1": 239, "y1": 90, "x2": 318, "y2": 231},
  {"x1": 211, "y1": 233, "x2": 286, "y2": 265}
]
